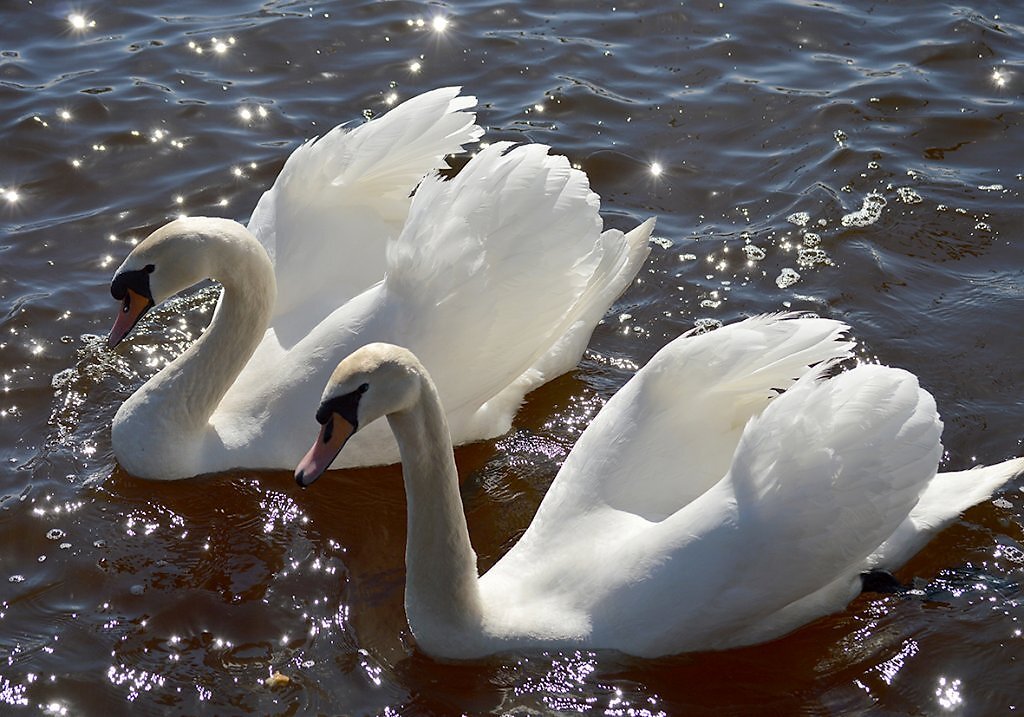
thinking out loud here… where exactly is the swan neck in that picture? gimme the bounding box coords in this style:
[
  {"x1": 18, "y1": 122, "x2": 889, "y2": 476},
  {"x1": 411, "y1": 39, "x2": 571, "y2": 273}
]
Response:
[
  {"x1": 387, "y1": 375, "x2": 485, "y2": 652},
  {"x1": 135, "y1": 224, "x2": 275, "y2": 434}
]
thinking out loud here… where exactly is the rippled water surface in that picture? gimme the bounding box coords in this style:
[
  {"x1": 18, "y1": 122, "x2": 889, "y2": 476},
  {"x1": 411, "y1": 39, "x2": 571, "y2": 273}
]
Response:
[{"x1": 2, "y1": 1, "x2": 1023, "y2": 714}]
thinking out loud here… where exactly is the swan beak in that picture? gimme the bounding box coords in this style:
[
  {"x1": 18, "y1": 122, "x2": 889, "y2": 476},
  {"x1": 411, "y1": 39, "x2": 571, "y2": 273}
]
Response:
[
  {"x1": 108, "y1": 288, "x2": 154, "y2": 349},
  {"x1": 295, "y1": 414, "x2": 355, "y2": 487}
]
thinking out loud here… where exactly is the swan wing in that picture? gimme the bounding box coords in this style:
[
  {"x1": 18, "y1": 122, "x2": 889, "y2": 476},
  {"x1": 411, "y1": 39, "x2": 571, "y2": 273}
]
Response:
[
  {"x1": 384, "y1": 142, "x2": 650, "y2": 441},
  {"x1": 480, "y1": 315, "x2": 853, "y2": 639},
  {"x1": 728, "y1": 363, "x2": 941, "y2": 589},
  {"x1": 572, "y1": 363, "x2": 941, "y2": 655},
  {"x1": 483, "y1": 219, "x2": 654, "y2": 413},
  {"x1": 527, "y1": 314, "x2": 854, "y2": 528},
  {"x1": 636, "y1": 363, "x2": 942, "y2": 652},
  {"x1": 247, "y1": 87, "x2": 481, "y2": 340},
  {"x1": 214, "y1": 139, "x2": 646, "y2": 470}
]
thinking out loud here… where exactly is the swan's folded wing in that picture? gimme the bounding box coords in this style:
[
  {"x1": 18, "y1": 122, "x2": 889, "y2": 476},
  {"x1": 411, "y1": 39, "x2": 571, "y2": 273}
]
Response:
[
  {"x1": 248, "y1": 87, "x2": 481, "y2": 336},
  {"x1": 383, "y1": 142, "x2": 615, "y2": 432}
]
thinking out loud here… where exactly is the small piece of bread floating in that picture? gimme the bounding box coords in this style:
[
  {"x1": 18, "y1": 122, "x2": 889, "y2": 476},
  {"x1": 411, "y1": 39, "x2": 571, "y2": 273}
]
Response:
[{"x1": 263, "y1": 672, "x2": 290, "y2": 688}]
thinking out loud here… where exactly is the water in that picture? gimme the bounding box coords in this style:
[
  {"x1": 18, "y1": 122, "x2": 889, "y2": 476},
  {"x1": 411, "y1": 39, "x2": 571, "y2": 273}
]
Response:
[{"x1": 2, "y1": 0, "x2": 1023, "y2": 713}]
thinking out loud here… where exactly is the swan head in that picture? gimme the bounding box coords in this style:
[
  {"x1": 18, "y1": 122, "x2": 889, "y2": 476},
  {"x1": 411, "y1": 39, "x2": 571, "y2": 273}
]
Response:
[
  {"x1": 295, "y1": 343, "x2": 423, "y2": 487},
  {"x1": 106, "y1": 217, "x2": 246, "y2": 348}
]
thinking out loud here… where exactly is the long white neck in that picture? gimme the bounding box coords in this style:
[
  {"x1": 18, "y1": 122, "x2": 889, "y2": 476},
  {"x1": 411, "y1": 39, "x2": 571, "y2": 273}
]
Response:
[
  {"x1": 113, "y1": 219, "x2": 276, "y2": 477},
  {"x1": 386, "y1": 374, "x2": 486, "y2": 656}
]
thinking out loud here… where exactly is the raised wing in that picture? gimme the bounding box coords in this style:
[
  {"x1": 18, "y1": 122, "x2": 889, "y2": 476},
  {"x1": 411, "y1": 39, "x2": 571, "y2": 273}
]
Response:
[
  {"x1": 247, "y1": 87, "x2": 481, "y2": 342},
  {"x1": 610, "y1": 362, "x2": 943, "y2": 653},
  {"x1": 531, "y1": 314, "x2": 855, "y2": 528},
  {"x1": 383, "y1": 142, "x2": 646, "y2": 439}
]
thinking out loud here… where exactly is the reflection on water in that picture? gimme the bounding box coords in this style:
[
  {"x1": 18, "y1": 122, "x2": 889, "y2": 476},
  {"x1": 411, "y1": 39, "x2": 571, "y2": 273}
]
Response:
[{"x1": 2, "y1": 0, "x2": 1023, "y2": 714}]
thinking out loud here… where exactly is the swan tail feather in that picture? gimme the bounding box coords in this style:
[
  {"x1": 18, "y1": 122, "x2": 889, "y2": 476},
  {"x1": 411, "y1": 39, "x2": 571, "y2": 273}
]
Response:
[{"x1": 868, "y1": 456, "x2": 1024, "y2": 568}]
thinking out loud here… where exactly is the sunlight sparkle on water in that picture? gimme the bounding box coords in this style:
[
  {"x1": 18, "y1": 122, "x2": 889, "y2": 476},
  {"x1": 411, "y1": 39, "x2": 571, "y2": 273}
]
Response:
[
  {"x1": 936, "y1": 676, "x2": 963, "y2": 710},
  {"x1": 991, "y1": 68, "x2": 1009, "y2": 88},
  {"x1": 211, "y1": 36, "x2": 236, "y2": 54},
  {"x1": 431, "y1": 16, "x2": 450, "y2": 32},
  {"x1": 238, "y1": 105, "x2": 268, "y2": 121},
  {"x1": 67, "y1": 13, "x2": 95, "y2": 31},
  {"x1": 3, "y1": 189, "x2": 20, "y2": 204},
  {"x1": 650, "y1": 162, "x2": 663, "y2": 177}
]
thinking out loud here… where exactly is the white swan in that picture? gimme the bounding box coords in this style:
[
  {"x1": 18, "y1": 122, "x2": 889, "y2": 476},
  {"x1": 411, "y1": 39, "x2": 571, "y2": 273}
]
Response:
[
  {"x1": 106, "y1": 87, "x2": 653, "y2": 480},
  {"x1": 294, "y1": 315, "x2": 1024, "y2": 658}
]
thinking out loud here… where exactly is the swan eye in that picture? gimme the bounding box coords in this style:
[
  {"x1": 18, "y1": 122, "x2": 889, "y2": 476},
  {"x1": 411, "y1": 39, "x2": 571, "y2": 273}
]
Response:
[
  {"x1": 144, "y1": 264, "x2": 155, "y2": 273},
  {"x1": 316, "y1": 386, "x2": 365, "y2": 429}
]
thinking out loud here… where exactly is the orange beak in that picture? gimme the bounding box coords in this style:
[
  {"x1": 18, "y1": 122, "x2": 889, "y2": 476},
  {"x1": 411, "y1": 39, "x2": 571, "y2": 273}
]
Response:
[
  {"x1": 295, "y1": 414, "x2": 355, "y2": 487},
  {"x1": 108, "y1": 288, "x2": 153, "y2": 348}
]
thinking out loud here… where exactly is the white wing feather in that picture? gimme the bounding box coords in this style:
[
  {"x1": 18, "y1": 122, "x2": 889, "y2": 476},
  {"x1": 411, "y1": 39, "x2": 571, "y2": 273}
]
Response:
[
  {"x1": 472, "y1": 315, "x2": 1021, "y2": 656},
  {"x1": 247, "y1": 87, "x2": 481, "y2": 341},
  {"x1": 385, "y1": 142, "x2": 651, "y2": 441},
  {"x1": 524, "y1": 314, "x2": 854, "y2": 528},
  {"x1": 593, "y1": 363, "x2": 943, "y2": 653},
  {"x1": 215, "y1": 139, "x2": 652, "y2": 471}
]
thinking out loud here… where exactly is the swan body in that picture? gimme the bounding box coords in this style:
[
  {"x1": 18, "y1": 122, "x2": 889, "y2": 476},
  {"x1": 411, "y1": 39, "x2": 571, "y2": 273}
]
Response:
[
  {"x1": 296, "y1": 315, "x2": 1024, "y2": 658},
  {"x1": 107, "y1": 87, "x2": 653, "y2": 480}
]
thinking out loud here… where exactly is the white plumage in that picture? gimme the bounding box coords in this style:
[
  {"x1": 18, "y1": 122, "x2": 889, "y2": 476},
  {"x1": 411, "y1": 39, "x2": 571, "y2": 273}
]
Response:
[
  {"x1": 107, "y1": 87, "x2": 652, "y2": 480},
  {"x1": 298, "y1": 315, "x2": 1024, "y2": 658}
]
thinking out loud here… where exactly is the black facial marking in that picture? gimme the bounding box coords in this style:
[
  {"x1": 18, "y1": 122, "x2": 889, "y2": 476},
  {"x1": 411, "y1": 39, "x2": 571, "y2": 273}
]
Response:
[
  {"x1": 111, "y1": 266, "x2": 155, "y2": 303},
  {"x1": 316, "y1": 383, "x2": 368, "y2": 431}
]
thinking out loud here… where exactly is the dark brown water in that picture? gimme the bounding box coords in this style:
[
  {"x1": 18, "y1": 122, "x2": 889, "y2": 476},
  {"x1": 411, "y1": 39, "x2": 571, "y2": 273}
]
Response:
[{"x1": 2, "y1": 1, "x2": 1023, "y2": 714}]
